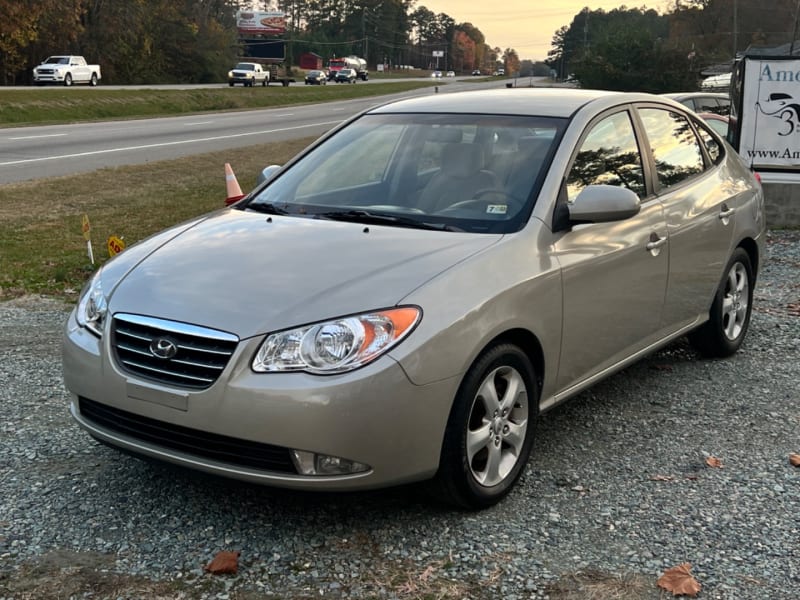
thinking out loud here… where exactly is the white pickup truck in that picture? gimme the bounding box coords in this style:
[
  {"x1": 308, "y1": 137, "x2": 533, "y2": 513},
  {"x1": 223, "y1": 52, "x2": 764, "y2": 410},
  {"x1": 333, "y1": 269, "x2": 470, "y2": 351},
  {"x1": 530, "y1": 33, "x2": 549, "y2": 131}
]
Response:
[
  {"x1": 227, "y1": 62, "x2": 269, "y2": 87},
  {"x1": 33, "y1": 56, "x2": 101, "y2": 86}
]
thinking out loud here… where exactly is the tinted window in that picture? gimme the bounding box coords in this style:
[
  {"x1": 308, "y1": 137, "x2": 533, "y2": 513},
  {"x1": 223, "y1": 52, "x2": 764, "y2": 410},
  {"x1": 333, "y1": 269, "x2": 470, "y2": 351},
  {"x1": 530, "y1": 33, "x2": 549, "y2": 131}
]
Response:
[
  {"x1": 639, "y1": 108, "x2": 704, "y2": 189},
  {"x1": 566, "y1": 111, "x2": 646, "y2": 202}
]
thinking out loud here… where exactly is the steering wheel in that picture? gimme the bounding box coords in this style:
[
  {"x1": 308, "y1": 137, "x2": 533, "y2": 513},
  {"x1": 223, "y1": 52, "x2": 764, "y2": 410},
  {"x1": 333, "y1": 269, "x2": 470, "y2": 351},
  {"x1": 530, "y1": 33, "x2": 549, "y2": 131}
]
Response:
[{"x1": 436, "y1": 188, "x2": 525, "y2": 215}]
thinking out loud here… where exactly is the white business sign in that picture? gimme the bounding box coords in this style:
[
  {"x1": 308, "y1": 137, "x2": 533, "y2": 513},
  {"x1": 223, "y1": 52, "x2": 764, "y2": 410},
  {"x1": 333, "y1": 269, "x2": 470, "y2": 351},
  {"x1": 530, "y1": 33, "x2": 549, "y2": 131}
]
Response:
[
  {"x1": 432, "y1": 50, "x2": 444, "y2": 57},
  {"x1": 739, "y1": 58, "x2": 800, "y2": 170}
]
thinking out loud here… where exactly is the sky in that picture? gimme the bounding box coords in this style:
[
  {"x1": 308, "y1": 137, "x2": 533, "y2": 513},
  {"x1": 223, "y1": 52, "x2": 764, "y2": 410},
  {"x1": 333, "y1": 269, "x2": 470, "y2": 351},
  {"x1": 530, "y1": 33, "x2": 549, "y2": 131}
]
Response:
[{"x1": 416, "y1": 1, "x2": 665, "y2": 62}]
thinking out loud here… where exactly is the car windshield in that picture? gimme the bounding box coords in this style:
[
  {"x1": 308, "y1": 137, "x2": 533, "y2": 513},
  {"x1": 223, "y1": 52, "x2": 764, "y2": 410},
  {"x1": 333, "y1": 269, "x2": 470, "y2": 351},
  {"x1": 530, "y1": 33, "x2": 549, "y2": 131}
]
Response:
[
  {"x1": 245, "y1": 113, "x2": 564, "y2": 234},
  {"x1": 235, "y1": 63, "x2": 255, "y2": 70},
  {"x1": 46, "y1": 57, "x2": 70, "y2": 64}
]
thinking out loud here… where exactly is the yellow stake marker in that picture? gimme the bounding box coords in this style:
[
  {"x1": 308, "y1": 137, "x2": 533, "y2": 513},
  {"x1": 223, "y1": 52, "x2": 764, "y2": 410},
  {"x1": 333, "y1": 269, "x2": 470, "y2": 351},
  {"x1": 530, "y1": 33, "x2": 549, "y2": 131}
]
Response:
[
  {"x1": 81, "y1": 214, "x2": 94, "y2": 264},
  {"x1": 107, "y1": 235, "x2": 126, "y2": 257}
]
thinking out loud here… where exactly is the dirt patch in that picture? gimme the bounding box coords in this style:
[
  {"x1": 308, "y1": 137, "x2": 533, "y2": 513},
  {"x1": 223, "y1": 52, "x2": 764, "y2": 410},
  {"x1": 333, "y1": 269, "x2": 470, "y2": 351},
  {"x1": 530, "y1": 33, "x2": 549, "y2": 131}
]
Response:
[
  {"x1": 0, "y1": 294, "x2": 70, "y2": 311},
  {"x1": 0, "y1": 549, "x2": 195, "y2": 599},
  {"x1": 545, "y1": 569, "x2": 660, "y2": 599}
]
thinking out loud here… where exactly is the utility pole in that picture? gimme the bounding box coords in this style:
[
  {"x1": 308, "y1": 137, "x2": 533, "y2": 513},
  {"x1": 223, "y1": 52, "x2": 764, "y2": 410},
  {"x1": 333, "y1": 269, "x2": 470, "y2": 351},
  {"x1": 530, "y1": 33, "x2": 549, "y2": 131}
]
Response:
[{"x1": 732, "y1": 0, "x2": 738, "y2": 58}]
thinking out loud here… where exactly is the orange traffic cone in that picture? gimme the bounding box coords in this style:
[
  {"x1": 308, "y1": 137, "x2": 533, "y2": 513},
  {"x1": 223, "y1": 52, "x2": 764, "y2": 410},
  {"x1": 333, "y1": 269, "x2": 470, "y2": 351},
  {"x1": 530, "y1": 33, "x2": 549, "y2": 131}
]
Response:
[{"x1": 224, "y1": 163, "x2": 245, "y2": 206}]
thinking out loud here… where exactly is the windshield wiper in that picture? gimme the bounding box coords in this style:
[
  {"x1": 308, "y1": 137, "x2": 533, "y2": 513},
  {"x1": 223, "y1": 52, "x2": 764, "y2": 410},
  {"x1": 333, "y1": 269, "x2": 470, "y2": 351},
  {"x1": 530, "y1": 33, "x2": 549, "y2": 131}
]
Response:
[
  {"x1": 314, "y1": 210, "x2": 461, "y2": 232},
  {"x1": 245, "y1": 202, "x2": 291, "y2": 215}
]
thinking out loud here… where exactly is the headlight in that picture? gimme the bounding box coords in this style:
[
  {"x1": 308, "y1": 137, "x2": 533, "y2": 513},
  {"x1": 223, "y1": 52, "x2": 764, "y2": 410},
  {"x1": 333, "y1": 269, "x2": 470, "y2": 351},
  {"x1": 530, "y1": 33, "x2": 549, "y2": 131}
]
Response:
[
  {"x1": 252, "y1": 307, "x2": 421, "y2": 374},
  {"x1": 76, "y1": 269, "x2": 108, "y2": 337},
  {"x1": 228, "y1": 71, "x2": 234, "y2": 78}
]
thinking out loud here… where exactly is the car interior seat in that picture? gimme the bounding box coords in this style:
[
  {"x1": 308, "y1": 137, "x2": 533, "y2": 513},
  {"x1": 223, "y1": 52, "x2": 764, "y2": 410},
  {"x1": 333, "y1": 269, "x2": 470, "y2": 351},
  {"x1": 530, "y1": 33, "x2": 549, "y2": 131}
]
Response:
[
  {"x1": 502, "y1": 136, "x2": 552, "y2": 200},
  {"x1": 418, "y1": 143, "x2": 498, "y2": 213}
]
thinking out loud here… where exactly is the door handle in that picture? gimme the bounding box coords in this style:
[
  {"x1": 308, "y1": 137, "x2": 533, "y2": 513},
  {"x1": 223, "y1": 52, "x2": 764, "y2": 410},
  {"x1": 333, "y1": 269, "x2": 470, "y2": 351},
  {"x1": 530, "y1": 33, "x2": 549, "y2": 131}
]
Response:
[
  {"x1": 719, "y1": 207, "x2": 735, "y2": 220},
  {"x1": 646, "y1": 236, "x2": 667, "y2": 251}
]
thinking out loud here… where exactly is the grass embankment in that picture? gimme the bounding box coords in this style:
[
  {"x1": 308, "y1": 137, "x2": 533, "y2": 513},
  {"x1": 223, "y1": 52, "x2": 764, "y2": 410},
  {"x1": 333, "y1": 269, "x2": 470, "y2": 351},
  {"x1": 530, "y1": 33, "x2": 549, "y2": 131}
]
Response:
[
  {"x1": 0, "y1": 137, "x2": 318, "y2": 302},
  {"x1": 0, "y1": 81, "x2": 434, "y2": 126}
]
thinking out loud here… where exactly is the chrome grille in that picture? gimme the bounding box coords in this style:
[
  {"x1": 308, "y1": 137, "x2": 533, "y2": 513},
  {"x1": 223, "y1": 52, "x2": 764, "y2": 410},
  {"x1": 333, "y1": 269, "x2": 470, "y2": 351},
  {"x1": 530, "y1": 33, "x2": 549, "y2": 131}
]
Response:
[{"x1": 112, "y1": 313, "x2": 238, "y2": 390}]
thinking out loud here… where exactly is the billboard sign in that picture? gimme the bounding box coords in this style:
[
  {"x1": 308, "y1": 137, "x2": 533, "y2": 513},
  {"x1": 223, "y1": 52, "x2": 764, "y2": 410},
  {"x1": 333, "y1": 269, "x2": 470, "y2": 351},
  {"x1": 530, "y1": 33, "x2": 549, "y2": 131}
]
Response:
[
  {"x1": 236, "y1": 10, "x2": 287, "y2": 35},
  {"x1": 737, "y1": 57, "x2": 800, "y2": 172}
]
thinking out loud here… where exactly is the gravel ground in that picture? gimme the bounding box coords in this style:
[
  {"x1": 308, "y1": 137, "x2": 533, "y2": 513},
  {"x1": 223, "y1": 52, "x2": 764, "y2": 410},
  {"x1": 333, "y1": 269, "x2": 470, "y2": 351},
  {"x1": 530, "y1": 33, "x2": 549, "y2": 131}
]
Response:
[{"x1": 1, "y1": 230, "x2": 798, "y2": 600}]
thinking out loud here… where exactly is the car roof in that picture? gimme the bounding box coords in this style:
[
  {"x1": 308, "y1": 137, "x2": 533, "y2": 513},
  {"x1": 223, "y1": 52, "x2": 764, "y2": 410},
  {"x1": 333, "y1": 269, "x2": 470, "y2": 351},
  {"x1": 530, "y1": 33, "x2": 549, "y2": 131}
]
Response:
[
  {"x1": 367, "y1": 88, "x2": 671, "y2": 118},
  {"x1": 662, "y1": 92, "x2": 729, "y2": 101}
]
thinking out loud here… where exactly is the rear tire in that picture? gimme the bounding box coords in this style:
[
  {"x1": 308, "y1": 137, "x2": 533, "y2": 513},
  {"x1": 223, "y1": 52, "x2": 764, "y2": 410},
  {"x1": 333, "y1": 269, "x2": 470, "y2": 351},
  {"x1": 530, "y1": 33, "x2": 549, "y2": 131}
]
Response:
[
  {"x1": 89, "y1": 73, "x2": 98, "y2": 86},
  {"x1": 432, "y1": 343, "x2": 537, "y2": 509},
  {"x1": 689, "y1": 247, "x2": 754, "y2": 358}
]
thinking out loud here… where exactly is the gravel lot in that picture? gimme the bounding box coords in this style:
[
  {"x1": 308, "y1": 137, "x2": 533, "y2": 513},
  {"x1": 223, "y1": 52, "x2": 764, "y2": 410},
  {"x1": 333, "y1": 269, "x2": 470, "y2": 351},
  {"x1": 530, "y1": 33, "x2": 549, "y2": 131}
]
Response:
[{"x1": 1, "y1": 230, "x2": 798, "y2": 600}]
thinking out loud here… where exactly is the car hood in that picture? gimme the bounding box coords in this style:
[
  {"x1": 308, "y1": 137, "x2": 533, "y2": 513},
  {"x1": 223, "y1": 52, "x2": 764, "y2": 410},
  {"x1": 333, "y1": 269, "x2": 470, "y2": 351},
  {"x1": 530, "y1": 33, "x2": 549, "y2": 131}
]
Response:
[{"x1": 107, "y1": 209, "x2": 500, "y2": 339}]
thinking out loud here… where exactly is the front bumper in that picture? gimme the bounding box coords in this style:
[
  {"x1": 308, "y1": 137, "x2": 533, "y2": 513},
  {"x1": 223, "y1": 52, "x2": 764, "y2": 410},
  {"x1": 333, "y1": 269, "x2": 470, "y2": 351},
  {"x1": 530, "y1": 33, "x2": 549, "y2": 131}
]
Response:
[
  {"x1": 62, "y1": 309, "x2": 458, "y2": 491},
  {"x1": 33, "y1": 73, "x2": 64, "y2": 83}
]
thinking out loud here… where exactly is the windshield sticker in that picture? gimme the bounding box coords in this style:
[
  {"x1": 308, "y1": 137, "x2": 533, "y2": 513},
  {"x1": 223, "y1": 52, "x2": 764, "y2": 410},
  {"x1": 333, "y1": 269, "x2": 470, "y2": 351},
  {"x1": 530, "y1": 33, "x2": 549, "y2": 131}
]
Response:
[{"x1": 486, "y1": 204, "x2": 508, "y2": 214}]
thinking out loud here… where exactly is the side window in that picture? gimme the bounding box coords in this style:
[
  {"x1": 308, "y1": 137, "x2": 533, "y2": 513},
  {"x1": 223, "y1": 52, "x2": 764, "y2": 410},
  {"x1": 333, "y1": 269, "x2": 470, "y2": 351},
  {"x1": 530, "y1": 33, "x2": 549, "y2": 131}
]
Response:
[
  {"x1": 566, "y1": 111, "x2": 646, "y2": 202},
  {"x1": 693, "y1": 119, "x2": 724, "y2": 164},
  {"x1": 639, "y1": 108, "x2": 704, "y2": 189}
]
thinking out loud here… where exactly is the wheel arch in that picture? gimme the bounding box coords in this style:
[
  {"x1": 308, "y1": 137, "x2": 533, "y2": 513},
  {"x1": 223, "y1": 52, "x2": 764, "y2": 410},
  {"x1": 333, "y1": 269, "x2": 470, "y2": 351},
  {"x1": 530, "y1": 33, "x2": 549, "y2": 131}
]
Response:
[
  {"x1": 737, "y1": 236, "x2": 759, "y2": 282},
  {"x1": 476, "y1": 328, "x2": 545, "y2": 399}
]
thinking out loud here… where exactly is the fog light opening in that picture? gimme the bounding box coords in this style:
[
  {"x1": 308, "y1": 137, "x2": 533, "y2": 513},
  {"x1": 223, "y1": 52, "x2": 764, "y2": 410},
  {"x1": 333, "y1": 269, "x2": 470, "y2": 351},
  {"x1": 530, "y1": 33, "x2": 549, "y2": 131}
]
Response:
[{"x1": 290, "y1": 450, "x2": 370, "y2": 476}]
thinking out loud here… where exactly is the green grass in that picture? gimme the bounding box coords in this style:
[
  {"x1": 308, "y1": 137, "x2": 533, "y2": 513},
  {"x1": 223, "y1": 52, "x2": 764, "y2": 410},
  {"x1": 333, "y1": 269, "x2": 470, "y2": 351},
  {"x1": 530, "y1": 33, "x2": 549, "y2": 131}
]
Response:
[
  {"x1": 0, "y1": 81, "x2": 435, "y2": 126},
  {"x1": 0, "y1": 137, "x2": 317, "y2": 301}
]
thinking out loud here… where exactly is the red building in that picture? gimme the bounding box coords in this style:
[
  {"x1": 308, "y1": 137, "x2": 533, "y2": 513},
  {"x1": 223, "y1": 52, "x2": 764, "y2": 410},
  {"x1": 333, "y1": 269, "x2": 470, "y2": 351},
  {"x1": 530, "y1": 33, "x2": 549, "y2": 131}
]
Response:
[{"x1": 299, "y1": 52, "x2": 323, "y2": 70}]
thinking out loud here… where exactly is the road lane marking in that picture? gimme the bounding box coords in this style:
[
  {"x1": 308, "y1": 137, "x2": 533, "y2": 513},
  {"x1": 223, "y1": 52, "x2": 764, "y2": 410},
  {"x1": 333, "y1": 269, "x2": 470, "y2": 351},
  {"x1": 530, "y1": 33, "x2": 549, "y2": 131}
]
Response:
[
  {"x1": 0, "y1": 121, "x2": 343, "y2": 166},
  {"x1": 184, "y1": 121, "x2": 214, "y2": 126},
  {"x1": 8, "y1": 133, "x2": 68, "y2": 140}
]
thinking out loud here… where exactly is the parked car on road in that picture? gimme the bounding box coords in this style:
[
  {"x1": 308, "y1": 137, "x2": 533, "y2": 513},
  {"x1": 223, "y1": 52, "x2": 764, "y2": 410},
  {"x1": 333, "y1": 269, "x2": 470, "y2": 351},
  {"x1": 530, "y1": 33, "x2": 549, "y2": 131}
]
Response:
[
  {"x1": 335, "y1": 68, "x2": 357, "y2": 83},
  {"x1": 662, "y1": 92, "x2": 730, "y2": 116},
  {"x1": 228, "y1": 62, "x2": 269, "y2": 87},
  {"x1": 472, "y1": 69, "x2": 482, "y2": 76},
  {"x1": 446, "y1": 71, "x2": 455, "y2": 77},
  {"x1": 304, "y1": 70, "x2": 328, "y2": 85},
  {"x1": 63, "y1": 89, "x2": 765, "y2": 509}
]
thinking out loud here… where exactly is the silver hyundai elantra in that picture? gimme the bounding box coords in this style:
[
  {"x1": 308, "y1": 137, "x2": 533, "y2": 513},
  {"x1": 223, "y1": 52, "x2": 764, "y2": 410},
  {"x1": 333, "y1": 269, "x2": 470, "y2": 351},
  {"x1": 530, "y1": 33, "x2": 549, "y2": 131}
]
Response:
[{"x1": 63, "y1": 88, "x2": 765, "y2": 508}]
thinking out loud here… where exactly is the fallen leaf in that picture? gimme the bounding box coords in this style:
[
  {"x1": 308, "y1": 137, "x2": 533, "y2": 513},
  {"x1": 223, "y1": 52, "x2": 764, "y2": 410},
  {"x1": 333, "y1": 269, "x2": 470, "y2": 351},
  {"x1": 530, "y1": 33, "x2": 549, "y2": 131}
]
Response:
[
  {"x1": 790, "y1": 453, "x2": 800, "y2": 467},
  {"x1": 705, "y1": 456, "x2": 723, "y2": 468},
  {"x1": 657, "y1": 563, "x2": 702, "y2": 597},
  {"x1": 204, "y1": 550, "x2": 240, "y2": 575}
]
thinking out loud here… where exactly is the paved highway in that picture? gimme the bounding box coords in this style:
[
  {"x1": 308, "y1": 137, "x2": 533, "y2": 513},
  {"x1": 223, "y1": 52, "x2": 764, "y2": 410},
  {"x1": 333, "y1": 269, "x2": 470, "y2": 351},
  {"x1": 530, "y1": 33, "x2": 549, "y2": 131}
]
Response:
[{"x1": 0, "y1": 78, "x2": 543, "y2": 184}]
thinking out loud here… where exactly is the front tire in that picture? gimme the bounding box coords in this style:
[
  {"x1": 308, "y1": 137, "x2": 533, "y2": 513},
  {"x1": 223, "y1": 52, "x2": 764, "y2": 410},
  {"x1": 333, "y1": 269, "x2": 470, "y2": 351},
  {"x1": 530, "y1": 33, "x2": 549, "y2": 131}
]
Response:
[
  {"x1": 689, "y1": 247, "x2": 754, "y2": 358},
  {"x1": 64, "y1": 73, "x2": 73, "y2": 87},
  {"x1": 433, "y1": 343, "x2": 537, "y2": 509}
]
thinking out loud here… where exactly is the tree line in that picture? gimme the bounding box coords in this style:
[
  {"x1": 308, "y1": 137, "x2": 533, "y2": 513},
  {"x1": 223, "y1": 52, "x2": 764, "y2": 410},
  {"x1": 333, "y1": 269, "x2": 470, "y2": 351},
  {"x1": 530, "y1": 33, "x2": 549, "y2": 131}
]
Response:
[
  {"x1": 547, "y1": 0, "x2": 800, "y2": 92},
  {"x1": 2, "y1": 0, "x2": 798, "y2": 89}
]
